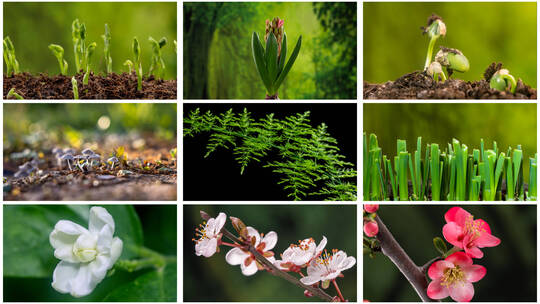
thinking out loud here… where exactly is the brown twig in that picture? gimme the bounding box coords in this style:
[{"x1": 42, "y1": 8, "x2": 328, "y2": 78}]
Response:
[
  {"x1": 374, "y1": 215, "x2": 439, "y2": 302},
  {"x1": 200, "y1": 211, "x2": 334, "y2": 302}
]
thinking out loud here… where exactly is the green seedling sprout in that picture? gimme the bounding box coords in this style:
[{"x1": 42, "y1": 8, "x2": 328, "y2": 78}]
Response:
[
  {"x1": 490, "y1": 68, "x2": 517, "y2": 94},
  {"x1": 123, "y1": 60, "x2": 134, "y2": 74},
  {"x1": 435, "y1": 47, "x2": 469, "y2": 77},
  {"x1": 3, "y1": 36, "x2": 20, "y2": 75},
  {"x1": 71, "y1": 76, "x2": 79, "y2": 99},
  {"x1": 148, "y1": 36, "x2": 167, "y2": 79},
  {"x1": 252, "y1": 17, "x2": 302, "y2": 99},
  {"x1": 427, "y1": 61, "x2": 446, "y2": 82},
  {"x1": 132, "y1": 37, "x2": 143, "y2": 91},
  {"x1": 102, "y1": 24, "x2": 112, "y2": 74},
  {"x1": 72, "y1": 19, "x2": 85, "y2": 72},
  {"x1": 527, "y1": 154, "x2": 537, "y2": 200},
  {"x1": 7, "y1": 88, "x2": 24, "y2": 100},
  {"x1": 82, "y1": 42, "x2": 97, "y2": 85},
  {"x1": 48, "y1": 44, "x2": 68, "y2": 75},
  {"x1": 422, "y1": 14, "x2": 446, "y2": 70}
]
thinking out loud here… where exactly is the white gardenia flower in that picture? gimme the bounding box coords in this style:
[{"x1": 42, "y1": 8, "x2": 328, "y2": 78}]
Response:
[
  {"x1": 225, "y1": 227, "x2": 277, "y2": 276},
  {"x1": 49, "y1": 206, "x2": 123, "y2": 297},
  {"x1": 275, "y1": 236, "x2": 327, "y2": 270},
  {"x1": 300, "y1": 249, "x2": 356, "y2": 285},
  {"x1": 194, "y1": 212, "x2": 226, "y2": 257}
]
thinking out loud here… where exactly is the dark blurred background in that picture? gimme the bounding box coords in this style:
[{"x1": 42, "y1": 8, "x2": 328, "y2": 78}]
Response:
[
  {"x1": 184, "y1": 204, "x2": 357, "y2": 301},
  {"x1": 183, "y1": 2, "x2": 357, "y2": 99},
  {"x1": 3, "y1": 103, "x2": 177, "y2": 152},
  {"x1": 3, "y1": 2, "x2": 177, "y2": 79},
  {"x1": 364, "y1": 205, "x2": 537, "y2": 301},
  {"x1": 364, "y1": 2, "x2": 537, "y2": 87},
  {"x1": 183, "y1": 103, "x2": 357, "y2": 201},
  {"x1": 364, "y1": 103, "x2": 537, "y2": 179},
  {"x1": 3, "y1": 205, "x2": 177, "y2": 302}
]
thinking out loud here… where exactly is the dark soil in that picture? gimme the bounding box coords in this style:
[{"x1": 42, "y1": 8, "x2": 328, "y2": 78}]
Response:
[
  {"x1": 3, "y1": 72, "x2": 177, "y2": 99},
  {"x1": 364, "y1": 66, "x2": 537, "y2": 99}
]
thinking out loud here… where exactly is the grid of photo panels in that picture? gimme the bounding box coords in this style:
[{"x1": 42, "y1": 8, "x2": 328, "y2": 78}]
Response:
[{"x1": 1, "y1": 0, "x2": 537, "y2": 303}]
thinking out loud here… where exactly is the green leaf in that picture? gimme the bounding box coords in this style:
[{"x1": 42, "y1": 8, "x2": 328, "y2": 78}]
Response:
[
  {"x1": 433, "y1": 237, "x2": 448, "y2": 255},
  {"x1": 251, "y1": 32, "x2": 272, "y2": 93},
  {"x1": 278, "y1": 33, "x2": 287, "y2": 75},
  {"x1": 103, "y1": 263, "x2": 176, "y2": 301},
  {"x1": 3, "y1": 205, "x2": 143, "y2": 278},
  {"x1": 265, "y1": 32, "x2": 279, "y2": 83},
  {"x1": 273, "y1": 35, "x2": 302, "y2": 94}
]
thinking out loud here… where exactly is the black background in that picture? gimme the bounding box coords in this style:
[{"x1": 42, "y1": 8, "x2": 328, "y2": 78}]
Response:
[{"x1": 182, "y1": 103, "x2": 357, "y2": 201}]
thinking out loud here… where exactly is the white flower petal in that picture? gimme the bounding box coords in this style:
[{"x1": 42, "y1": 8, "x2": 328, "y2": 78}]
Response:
[
  {"x1": 339, "y1": 256, "x2": 356, "y2": 272},
  {"x1": 261, "y1": 231, "x2": 278, "y2": 250},
  {"x1": 52, "y1": 261, "x2": 79, "y2": 294},
  {"x1": 89, "y1": 255, "x2": 111, "y2": 283},
  {"x1": 316, "y1": 236, "x2": 327, "y2": 254},
  {"x1": 300, "y1": 275, "x2": 321, "y2": 285},
  {"x1": 212, "y1": 212, "x2": 227, "y2": 235},
  {"x1": 241, "y1": 258, "x2": 258, "y2": 276},
  {"x1": 69, "y1": 264, "x2": 97, "y2": 297},
  {"x1": 195, "y1": 238, "x2": 218, "y2": 258},
  {"x1": 225, "y1": 248, "x2": 249, "y2": 265},
  {"x1": 109, "y1": 237, "x2": 123, "y2": 264},
  {"x1": 96, "y1": 225, "x2": 114, "y2": 254},
  {"x1": 246, "y1": 227, "x2": 260, "y2": 246},
  {"x1": 88, "y1": 206, "x2": 115, "y2": 234},
  {"x1": 50, "y1": 221, "x2": 88, "y2": 263}
]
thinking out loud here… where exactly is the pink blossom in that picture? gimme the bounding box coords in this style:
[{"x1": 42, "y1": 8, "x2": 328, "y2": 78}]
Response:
[
  {"x1": 427, "y1": 252, "x2": 486, "y2": 302},
  {"x1": 225, "y1": 227, "x2": 277, "y2": 276},
  {"x1": 363, "y1": 220, "x2": 378, "y2": 237},
  {"x1": 363, "y1": 204, "x2": 379, "y2": 213},
  {"x1": 442, "y1": 207, "x2": 500, "y2": 258},
  {"x1": 277, "y1": 18, "x2": 284, "y2": 28}
]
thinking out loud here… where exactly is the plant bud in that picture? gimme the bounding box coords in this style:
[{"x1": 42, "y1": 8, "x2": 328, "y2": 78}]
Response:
[
  {"x1": 230, "y1": 216, "x2": 249, "y2": 240},
  {"x1": 304, "y1": 290, "x2": 313, "y2": 297},
  {"x1": 364, "y1": 220, "x2": 379, "y2": 237}
]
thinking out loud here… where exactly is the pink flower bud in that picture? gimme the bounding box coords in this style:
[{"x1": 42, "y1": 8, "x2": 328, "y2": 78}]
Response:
[
  {"x1": 304, "y1": 290, "x2": 313, "y2": 297},
  {"x1": 363, "y1": 204, "x2": 379, "y2": 213},
  {"x1": 364, "y1": 220, "x2": 378, "y2": 237}
]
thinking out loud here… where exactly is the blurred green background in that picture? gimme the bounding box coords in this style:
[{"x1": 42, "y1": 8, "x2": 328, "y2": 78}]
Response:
[
  {"x1": 3, "y1": 103, "x2": 177, "y2": 152},
  {"x1": 183, "y1": 205, "x2": 357, "y2": 301},
  {"x1": 3, "y1": 2, "x2": 177, "y2": 79},
  {"x1": 364, "y1": 103, "x2": 537, "y2": 178},
  {"x1": 184, "y1": 2, "x2": 356, "y2": 99},
  {"x1": 364, "y1": 205, "x2": 537, "y2": 301},
  {"x1": 4, "y1": 205, "x2": 177, "y2": 301},
  {"x1": 364, "y1": 2, "x2": 537, "y2": 87}
]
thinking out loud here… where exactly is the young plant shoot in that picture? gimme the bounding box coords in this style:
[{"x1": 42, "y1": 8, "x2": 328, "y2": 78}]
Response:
[
  {"x1": 71, "y1": 76, "x2": 79, "y2": 99},
  {"x1": 252, "y1": 17, "x2": 302, "y2": 99},
  {"x1": 71, "y1": 19, "x2": 86, "y2": 72},
  {"x1": 490, "y1": 68, "x2": 517, "y2": 93},
  {"x1": 421, "y1": 14, "x2": 446, "y2": 70},
  {"x1": 7, "y1": 88, "x2": 24, "y2": 99},
  {"x1": 48, "y1": 44, "x2": 68, "y2": 75},
  {"x1": 123, "y1": 60, "x2": 133, "y2": 74},
  {"x1": 102, "y1": 24, "x2": 112, "y2": 74},
  {"x1": 82, "y1": 42, "x2": 97, "y2": 85},
  {"x1": 3, "y1": 36, "x2": 20, "y2": 76},
  {"x1": 427, "y1": 61, "x2": 446, "y2": 82},
  {"x1": 148, "y1": 36, "x2": 167, "y2": 79},
  {"x1": 132, "y1": 37, "x2": 143, "y2": 91},
  {"x1": 435, "y1": 47, "x2": 469, "y2": 77}
]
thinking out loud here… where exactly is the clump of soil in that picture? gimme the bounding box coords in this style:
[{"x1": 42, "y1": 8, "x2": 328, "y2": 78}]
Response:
[
  {"x1": 364, "y1": 63, "x2": 537, "y2": 99},
  {"x1": 3, "y1": 72, "x2": 177, "y2": 99}
]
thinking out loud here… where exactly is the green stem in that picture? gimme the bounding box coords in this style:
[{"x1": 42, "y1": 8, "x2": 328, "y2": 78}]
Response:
[
  {"x1": 424, "y1": 37, "x2": 436, "y2": 70},
  {"x1": 115, "y1": 246, "x2": 176, "y2": 272}
]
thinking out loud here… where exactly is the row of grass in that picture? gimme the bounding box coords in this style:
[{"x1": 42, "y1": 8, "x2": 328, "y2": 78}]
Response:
[{"x1": 364, "y1": 133, "x2": 537, "y2": 201}]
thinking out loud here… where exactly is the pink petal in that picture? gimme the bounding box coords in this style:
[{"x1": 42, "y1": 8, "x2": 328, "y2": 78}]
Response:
[
  {"x1": 442, "y1": 222, "x2": 464, "y2": 248},
  {"x1": 448, "y1": 282, "x2": 474, "y2": 302},
  {"x1": 428, "y1": 260, "x2": 453, "y2": 280},
  {"x1": 364, "y1": 220, "x2": 379, "y2": 237},
  {"x1": 446, "y1": 252, "x2": 472, "y2": 266},
  {"x1": 465, "y1": 246, "x2": 484, "y2": 259},
  {"x1": 463, "y1": 265, "x2": 486, "y2": 283},
  {"x1": 474, "y1": 219, "x2": 491, "y2": 234},
  {"x1": 300, "y1": 275, "x2": 321, "y2": 285},
  {"x1": 427, "y1": 279, "x2": 449, "y2": 300},
  {"x1": 246, "y1": 227, "x2": 261, "y2": 245},
  {"x1": 261, "y1": 231, "x2": 278, "y2": 250},
  {"x1": 444, "y1": 206, "x2": 462, "y2": 223},
  {"x1": 363, "y1": 204, "x2": 379, "y2": 213},
  {"x1": 475, "y1": 232, "x2": 500, "y2": 248},
  {"x1": 453, "y1": 207, "x2": 472, "y2": 227}
]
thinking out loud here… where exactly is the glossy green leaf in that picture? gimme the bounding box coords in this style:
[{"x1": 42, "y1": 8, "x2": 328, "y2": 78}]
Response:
[
  {"x1": 278, "y1": 33, "x2": 287, "y2": 75},
  {"x1": 273, "y1": 35, "x2": 302, "y2": 94},
  {"x1": 251, "y1": 32, "x2": 272, "y2": 93},
  {"x1": 103, "y1": 263, "x2": 176, "y2": 301},
  {"x1": 265, "y1": 32, "x2": 279, "y2": 83}
]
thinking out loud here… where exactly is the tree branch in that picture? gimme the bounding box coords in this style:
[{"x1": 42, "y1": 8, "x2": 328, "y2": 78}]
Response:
[
  {"x1": 200, "y1": 211, "x2": 334, "y2": 302},
  {"x1": 374, "y1": 215, "x2": 438, "y2": 302}
]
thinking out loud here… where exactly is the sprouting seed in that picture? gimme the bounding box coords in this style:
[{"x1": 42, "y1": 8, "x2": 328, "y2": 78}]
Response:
[
  {"x1": 421, "y1": 14, "x2": 446, "y2": 70},
  {"x1": 490, "y1": 68, "x2": 517, "y2": 94},
  {"x1": 148, "y1": 36, "x2": 167, "y2": 79},
  {"x1": 132, "y1": 37, "x2": 143, "y2": 91},
  {"x1": 71, "y1": 77, "x2": 79, "y2": 99},
  {"x1": 7, "y1": 88, "x2": 24, "y2": 100},
  {"x1": 102, "y1": 24, "x2": 112, "y2": 74},
  {"x1": 48, "y1": 44, "x2": 69, "y2": 75},
  {"x1": 123, "y1": 60, "x2": 133, "y2": 74},
  {"x1": 72, "y1": 19, "x2": 84, "y2": 72},
  {"x1": 3, "y1": 36, "x2": 20, "y2": 76},
  {"x1": 435, "y1": 47, "x2": 469, "y2": 77},
  {"x1": 83, "y1": 42, "x2": 97, "y2": 85},
  {"x1": 427, "y1": 61, "x2": 446, "y2": 82}
]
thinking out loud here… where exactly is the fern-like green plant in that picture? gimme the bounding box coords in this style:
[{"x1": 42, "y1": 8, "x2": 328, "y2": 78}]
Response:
[{"x1": 184, "y1": 108, "x2": 357, "y2": 201}]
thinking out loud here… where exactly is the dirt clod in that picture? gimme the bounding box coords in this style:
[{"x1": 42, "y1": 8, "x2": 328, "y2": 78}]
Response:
[{"x1": 3, "y1": 72, "x2": 177, "y2": 99}]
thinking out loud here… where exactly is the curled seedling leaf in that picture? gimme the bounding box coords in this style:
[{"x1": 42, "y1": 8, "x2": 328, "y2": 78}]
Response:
[
  {"x1": 148, "y1": 36, "x2": 167, "y2": 79},
  {"x1": 427, "y1": 61, "x2": 446, "y2": 82},
  {"x1": 435, "y1": 47, "x2": 469, "y2": 77},
  {"x1": 48, "y1": 44, "x2": 68, "y2": 75},
  {"x1": 83, "y1": 42, "x2": 97, "y2": 85},
  {"x1": 132, "y1": 37, "x2": 142, "y2": 91},
  {"x1": 71, "y1": 76, "x2": 79, "y2": 99},
  {"x1": 102, "y1": 23, "x2": 112, "y2": 74},
  {"x1": 421, "y1": 14, "x2": 446, "y2": 70},
  {"x1": 7, "y1": 88, "x2": 24, "y2": 100},
  {"x1": 490, "y1": 68, "x2": 517, "y2": 94},
  {"x1": 3, "y1": 36, "x2": 20, "y2": 75},
  {"x1": 123, "y1": 60, "x2": 134, "y2": 74}
]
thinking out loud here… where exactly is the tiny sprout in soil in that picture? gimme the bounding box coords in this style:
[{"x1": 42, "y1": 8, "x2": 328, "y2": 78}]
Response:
[
  {"x1": 3, "y1": 19, "x2": 176, "y2": 99},
  {"x1": 364, "y1": 133, "x2": 537, "y2": 201}
]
